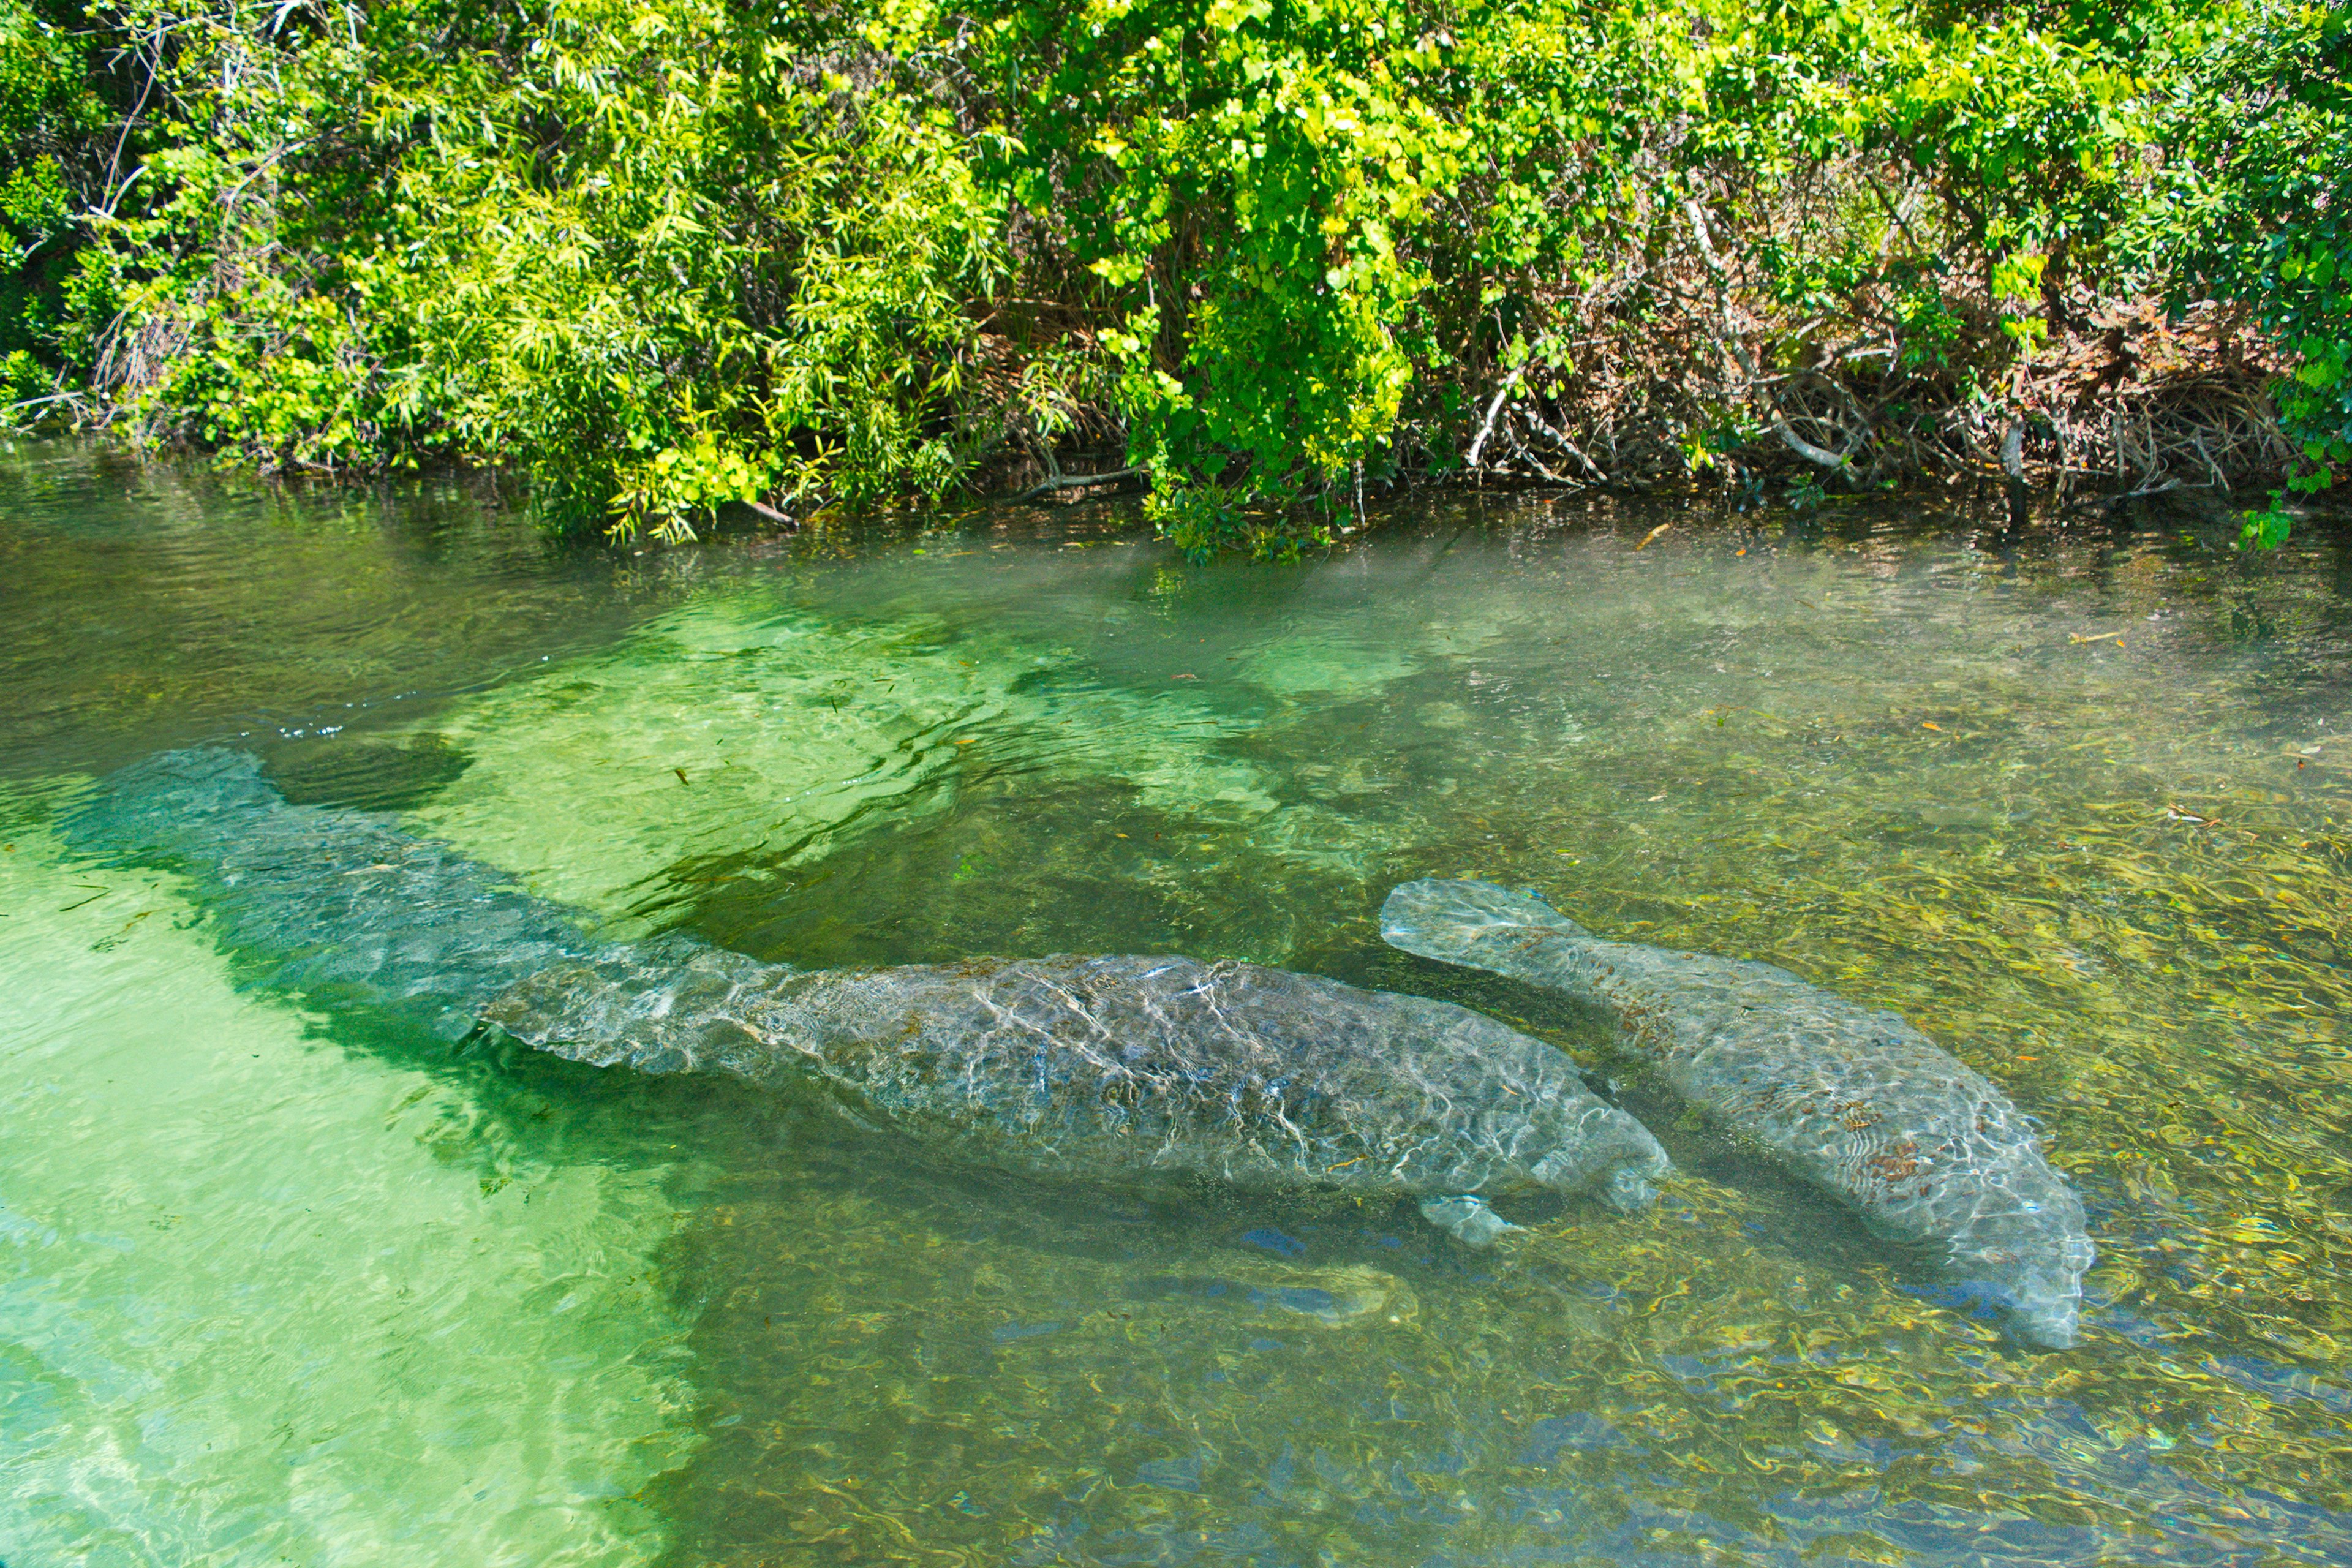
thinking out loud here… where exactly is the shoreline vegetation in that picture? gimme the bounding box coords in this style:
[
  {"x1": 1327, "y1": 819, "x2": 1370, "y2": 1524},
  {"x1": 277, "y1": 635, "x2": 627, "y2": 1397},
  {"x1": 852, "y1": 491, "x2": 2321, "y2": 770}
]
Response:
[{"x1": 0, "y1": 0, "x2": 2345, "y2": 555}]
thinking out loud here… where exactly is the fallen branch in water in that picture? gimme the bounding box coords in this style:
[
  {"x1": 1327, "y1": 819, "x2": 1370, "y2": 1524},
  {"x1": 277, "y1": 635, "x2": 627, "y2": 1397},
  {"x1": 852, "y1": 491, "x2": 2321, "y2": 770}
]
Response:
[{"x1": 1021, "y1": 466, "x2": 1145, "y2": 500}]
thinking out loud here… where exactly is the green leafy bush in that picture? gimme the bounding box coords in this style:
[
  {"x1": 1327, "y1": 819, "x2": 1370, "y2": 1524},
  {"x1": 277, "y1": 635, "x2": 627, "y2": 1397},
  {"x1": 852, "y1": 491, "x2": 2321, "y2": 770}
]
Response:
[
  {"x1": 66, "y1": 0, "x2": 1012, "y2": 537},
  {"x1": 2124, "y1": 0, "x2": 2352, "y2": 545},
  {"x1": 2163, "y1": 1, "x2": 2351, "y2": 488},
  {"x1": 0, "y1": 0, "x2": 102, "y2": 386},
  {"x1": 1, "y1": 0, "x2": 2337, "y2": 549}
]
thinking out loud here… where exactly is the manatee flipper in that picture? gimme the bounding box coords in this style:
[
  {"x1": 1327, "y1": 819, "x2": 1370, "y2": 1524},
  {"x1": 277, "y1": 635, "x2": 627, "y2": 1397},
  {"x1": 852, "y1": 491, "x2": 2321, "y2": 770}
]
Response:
[
  {"x1": 1381, "y1": 878, "x2": 1586, "y2": 963},
  {"x1": 1418, "y1": 1194, "x2": 1518, "y2": 1248}
]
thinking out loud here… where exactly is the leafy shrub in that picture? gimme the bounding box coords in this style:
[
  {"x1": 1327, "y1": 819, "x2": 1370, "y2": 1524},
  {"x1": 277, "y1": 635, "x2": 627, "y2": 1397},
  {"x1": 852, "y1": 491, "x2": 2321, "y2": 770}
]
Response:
[
  {"x1": 1, "y1": 0, "x2": 2337, "y2": 549},
  {"x1": 0, "y1": 0, "x2": 102, "y2": 383}
]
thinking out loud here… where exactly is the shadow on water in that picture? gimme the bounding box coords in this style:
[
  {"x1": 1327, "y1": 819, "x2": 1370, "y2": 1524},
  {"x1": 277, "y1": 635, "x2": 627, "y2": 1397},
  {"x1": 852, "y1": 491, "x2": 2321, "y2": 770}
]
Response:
[
  {"x1": 265, "y1": 732, "x2": 480, "y2": 810},
  {"x1": 673, "y1": 770, "x2": 1353, "y2": 970}
]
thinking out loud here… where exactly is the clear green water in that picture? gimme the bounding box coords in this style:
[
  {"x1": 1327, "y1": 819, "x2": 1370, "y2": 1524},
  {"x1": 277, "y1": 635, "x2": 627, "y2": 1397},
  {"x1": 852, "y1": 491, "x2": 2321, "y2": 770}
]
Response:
[{"x1": 2, "y1": 439, "x2": 2348, "y2": 1566}]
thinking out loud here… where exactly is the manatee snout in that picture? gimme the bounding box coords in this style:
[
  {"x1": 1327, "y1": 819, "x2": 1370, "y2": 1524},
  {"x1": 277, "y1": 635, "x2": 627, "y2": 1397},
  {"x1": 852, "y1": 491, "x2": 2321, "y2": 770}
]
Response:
[
  {"x1": 1380, "y1": 877, "x2": 1585, "y2": 963},
  {"x1": 1530, "y1": 1142, "x2": 1669, "y2": 1215},
  {"x1": 2009, "y1": 1291, "x2": 2084, "y2": 1351},
  {"x1": 1600, "y1": 1161, "x2": 1661, "y2": 1213},
  {"x1": 1947, "y1": 1268, "x2": 2082, "y2": 1351},
  {"x1": 2007, "y1": 1231, "x2": 2099, "y2": 1350},
  {"x1": 1947, "y1": 1205, "x2": 2096, "y2": 1350}
]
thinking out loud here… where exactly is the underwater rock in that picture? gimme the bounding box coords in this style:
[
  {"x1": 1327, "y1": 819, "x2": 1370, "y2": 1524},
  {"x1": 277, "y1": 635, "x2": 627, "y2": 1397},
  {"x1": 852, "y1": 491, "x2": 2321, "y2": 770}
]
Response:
[
  {"x1": 67, "y1": 750, "x2": 1671, "y2": 1240},
  {"x1": 1380, "y1": 878, "x2": 2095, "y2": 1348}
]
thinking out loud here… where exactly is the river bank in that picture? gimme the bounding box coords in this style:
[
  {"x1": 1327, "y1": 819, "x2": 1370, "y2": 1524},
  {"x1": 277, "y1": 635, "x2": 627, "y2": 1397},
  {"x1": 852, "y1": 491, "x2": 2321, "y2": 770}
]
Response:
[{"x1": 2, "y1": 0, "x2": 2343, "y2": 557}]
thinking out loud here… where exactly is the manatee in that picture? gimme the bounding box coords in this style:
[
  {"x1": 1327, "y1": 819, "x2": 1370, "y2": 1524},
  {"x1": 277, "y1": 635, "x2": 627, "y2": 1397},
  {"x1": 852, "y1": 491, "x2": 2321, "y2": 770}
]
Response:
[
  {"x1": 64, "y1": 750, "x2": 1671, "y2": 1243},
  {"x1": 65, "y1": 747, "x2": 597, "y2": 1040},
  {"x1": 483, "y1": 940, "x2": 1672, "y2": 1232},
  {"x1": 1381, "y1": 879, "x2": 2095, "y2": 1347}
]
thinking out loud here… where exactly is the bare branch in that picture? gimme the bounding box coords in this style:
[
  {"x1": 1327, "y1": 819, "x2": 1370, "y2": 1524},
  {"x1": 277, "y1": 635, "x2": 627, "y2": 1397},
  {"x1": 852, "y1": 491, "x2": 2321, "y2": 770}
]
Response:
[{"x1": 1021, "y1": 466, "x2": 1144, "y2": 500}]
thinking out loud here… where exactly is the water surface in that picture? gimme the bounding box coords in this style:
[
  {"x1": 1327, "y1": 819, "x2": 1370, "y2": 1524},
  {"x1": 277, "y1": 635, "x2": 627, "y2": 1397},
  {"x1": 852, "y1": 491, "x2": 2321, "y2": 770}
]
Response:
[{"x1": 2, "y1": 440, "x2": 2348, "y2": 1566}]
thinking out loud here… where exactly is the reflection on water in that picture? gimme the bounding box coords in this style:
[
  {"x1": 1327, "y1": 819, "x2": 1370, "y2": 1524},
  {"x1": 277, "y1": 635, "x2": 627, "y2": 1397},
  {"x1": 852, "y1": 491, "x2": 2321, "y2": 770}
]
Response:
[{"x1": 2, "y1": 438, "x2": 2348, "y2": 1565}]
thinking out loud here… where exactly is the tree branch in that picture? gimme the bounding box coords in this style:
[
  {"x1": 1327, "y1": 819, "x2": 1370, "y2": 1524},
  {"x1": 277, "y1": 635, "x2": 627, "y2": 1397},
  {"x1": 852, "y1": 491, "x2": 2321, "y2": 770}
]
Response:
[
  {"x1": 1686, "y1": 198, "x2": 1853, "y2": 475},
  {"x1": 1021, "y1": 466, "x2": 1144, "y2": 500},
  {"x1": 1467, "y1": 368, "x2": 1523, "y2": 470}
]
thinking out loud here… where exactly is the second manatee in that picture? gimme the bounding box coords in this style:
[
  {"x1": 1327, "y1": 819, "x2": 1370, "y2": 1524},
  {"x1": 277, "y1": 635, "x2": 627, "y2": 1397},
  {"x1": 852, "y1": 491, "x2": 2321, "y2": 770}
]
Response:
[{"x1": 1381, "y1": 878, "x2": 2095, "y2": 1348}]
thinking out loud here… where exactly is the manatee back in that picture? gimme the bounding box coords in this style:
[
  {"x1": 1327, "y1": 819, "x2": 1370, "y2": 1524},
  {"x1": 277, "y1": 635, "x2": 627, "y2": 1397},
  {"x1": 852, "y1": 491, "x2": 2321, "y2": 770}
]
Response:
[
  {"x1": 1379, "y1": 878, "x2": 2095, "y2": 1348},
  {"x1": 490, "y1": 947, "x2": 1670, "y2": 1201},
  {"x1": 1588, "y1": 951, "x2": 2094, "y2": 1346},
  {"x1": 773, "y1": 954, "x2": 1666, "y2": 1199}
]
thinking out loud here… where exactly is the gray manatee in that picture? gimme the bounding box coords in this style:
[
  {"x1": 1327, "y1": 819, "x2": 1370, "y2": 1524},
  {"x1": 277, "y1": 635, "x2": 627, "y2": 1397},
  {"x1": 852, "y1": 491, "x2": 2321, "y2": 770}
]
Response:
[
  {"x1": 484, "y1": 942, "x2": 1672, "y2": 1232},
  {"x1": 64, "y1": 750, "x2": 1670, "y2": 1243},
  {"x1": 1381, "y1": 879, "x2": 2094, "y2": 1347}
]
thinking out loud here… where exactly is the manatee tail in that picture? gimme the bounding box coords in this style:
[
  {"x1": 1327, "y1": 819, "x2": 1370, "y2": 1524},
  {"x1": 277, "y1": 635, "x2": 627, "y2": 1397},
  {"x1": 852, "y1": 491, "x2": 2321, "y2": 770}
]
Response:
[
  {"x1": 63, "y1": 747, "x2": 286, "y2": 862},
  {"x1": 1379, "y1": 879, "x2": 1587, "y2": 968},
  {"x1": 66, "y1": 748, "x2": 597, "y2": 1036}
]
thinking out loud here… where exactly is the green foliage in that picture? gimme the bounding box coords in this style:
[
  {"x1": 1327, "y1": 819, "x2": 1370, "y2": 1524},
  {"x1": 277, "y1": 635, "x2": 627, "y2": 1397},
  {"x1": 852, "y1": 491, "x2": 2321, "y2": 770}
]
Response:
[
  {"x1": 435, "y1": 0, "x2": 1011, "y2": 538},
  {"x1": 0, "y1": 0, "x2": 102, "y2": 383},
  {"x1": 1691, "y1": 0, "x2": 2162, "y2": 377},
  {"x1": 6, "y1": 0, "x2": 2338, "y2": 546},
  {"x1": 2241, "y1": 501, "x2": 2295, "y2": 548},
  {"x1": 976, "y1": 0, "x2": 1460, "y2": 550},
  {"x1": 971, "y1": 0, "x2": 1695, "y2": 552},
  {"x1": 70, "y1": 0, "x2": 1009, "y2": 536},
  {"x1": 2124, "y1": 0, "x2": 2352, "y2": 543}
]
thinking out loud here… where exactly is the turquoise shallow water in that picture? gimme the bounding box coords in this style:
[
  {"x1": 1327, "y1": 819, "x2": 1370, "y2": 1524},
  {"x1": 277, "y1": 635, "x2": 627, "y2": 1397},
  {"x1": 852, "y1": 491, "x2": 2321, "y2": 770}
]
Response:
[{"x1": 2, "y1": 440, "x2": 2348, "y2": 1566}]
